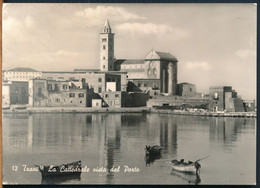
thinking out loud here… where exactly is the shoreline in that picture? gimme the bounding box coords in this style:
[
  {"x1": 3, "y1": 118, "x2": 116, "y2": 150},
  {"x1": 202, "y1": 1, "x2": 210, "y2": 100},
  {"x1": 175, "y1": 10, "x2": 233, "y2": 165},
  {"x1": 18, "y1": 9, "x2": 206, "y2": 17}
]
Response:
[{"x1": 2, "y1": 107, "x2": 257, "y2": 118}]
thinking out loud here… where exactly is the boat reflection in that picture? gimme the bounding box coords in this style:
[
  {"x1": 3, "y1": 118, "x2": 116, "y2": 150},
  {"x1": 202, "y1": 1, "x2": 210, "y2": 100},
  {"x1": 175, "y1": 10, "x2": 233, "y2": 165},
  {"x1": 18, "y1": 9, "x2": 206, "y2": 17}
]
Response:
[
  {"x1": 145, "y1": 154, "x2": 162, "y2": 166},
  {"x1": 170, "y1": 169, "x2": 201, "y2": 185},
  {"x1": 41, "y1": 173, "x2": 81, "y2": 184}
]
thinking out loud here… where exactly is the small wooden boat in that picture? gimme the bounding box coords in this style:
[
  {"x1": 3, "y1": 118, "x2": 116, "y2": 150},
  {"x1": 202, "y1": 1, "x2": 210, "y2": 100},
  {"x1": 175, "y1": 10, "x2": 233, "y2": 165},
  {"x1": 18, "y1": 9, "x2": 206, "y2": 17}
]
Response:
[
  {"x1": 171, "y1": 159, "x2": 201, "y2": 173},
  {"x1": 145, "y1": 145, "x2": 162, "y2": 156},
  {"x1": 36, "y1": 160, "x2": 82, "y2": 178}
]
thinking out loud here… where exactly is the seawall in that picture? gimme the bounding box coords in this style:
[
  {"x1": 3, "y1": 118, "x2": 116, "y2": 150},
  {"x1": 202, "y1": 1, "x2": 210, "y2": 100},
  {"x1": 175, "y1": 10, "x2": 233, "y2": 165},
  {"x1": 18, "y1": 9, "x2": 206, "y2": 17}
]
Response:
[{"x1": 2, "y1": 107, "x2": 256, "y2": 118}]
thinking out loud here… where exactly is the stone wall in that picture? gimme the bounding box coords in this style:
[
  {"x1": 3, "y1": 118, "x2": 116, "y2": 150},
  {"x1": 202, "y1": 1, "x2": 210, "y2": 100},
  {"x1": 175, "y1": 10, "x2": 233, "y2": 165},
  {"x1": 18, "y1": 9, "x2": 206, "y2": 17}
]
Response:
[
  {"x1": 124, "y1": 92, "x2": 149, "y2": 107},
  {"x1": 10, "y1": 81, "x2": 29, "y2": 104},
  {"x1": 147, "y1": 96, "x2": 211, "y2": 109}
]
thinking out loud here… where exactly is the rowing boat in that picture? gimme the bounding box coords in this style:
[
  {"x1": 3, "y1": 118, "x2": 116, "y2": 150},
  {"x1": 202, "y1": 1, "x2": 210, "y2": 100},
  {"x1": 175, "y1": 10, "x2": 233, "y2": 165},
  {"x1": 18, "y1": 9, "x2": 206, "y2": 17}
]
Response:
[
  {"x1": 145, "y1": 145, "x2": 162, "y2": 156},
  {"x1": 171, "y1": 159, "x2": 201, "y2": 173}
]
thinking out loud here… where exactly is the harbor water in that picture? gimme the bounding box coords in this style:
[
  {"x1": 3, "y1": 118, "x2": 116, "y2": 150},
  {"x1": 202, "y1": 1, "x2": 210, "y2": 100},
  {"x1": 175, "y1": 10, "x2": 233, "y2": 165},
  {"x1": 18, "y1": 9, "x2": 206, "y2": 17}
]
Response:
[{"x1": 2, "y1": 113, "x2": 256, "y2": 185}]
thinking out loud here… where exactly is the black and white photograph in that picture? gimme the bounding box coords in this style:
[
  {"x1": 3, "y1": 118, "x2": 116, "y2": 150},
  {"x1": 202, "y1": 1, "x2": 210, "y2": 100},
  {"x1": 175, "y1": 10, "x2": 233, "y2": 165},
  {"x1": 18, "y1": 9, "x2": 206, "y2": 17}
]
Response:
[{"x1": 2, "y1": 3, "x2": 257, "y2": 185}]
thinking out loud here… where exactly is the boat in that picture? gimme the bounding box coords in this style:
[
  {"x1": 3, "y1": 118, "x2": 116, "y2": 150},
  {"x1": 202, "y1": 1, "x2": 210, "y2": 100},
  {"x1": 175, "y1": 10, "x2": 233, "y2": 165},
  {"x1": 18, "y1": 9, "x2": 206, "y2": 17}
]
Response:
[
  {"x1": 171, "y1": 169, "x2": 201, "y2": 185},
  {"x1": 145, "y1": 145, "x2": 162, "y2": 156},
  {"x1": 171, "y1": 159, "x2": 201, "y2": 173},
  {"x1": 35, "y1": 160, "x2": 82, "y2": 178}
]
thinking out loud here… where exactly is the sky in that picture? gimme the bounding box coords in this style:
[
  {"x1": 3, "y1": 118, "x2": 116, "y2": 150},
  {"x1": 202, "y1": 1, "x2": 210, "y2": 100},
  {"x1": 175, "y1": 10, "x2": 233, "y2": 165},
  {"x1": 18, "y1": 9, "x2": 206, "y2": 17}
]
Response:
[{"x1": 2, "y1": 3, "x2": 257, "y2": 100}]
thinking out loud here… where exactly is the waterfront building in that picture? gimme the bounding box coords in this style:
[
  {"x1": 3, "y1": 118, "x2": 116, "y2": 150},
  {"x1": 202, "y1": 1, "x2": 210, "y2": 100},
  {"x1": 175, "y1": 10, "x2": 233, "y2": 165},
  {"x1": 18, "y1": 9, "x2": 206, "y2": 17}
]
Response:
[
  {"x1": 209, "y1": 86, "x2": 244, "y2": 112},
  {"x1": 3, "y1": 67, "x2": 42, "y2": 82},
  {"x1": 101, "y1": 91, "x2": 149, "y2": 108},
  {"x1": 42, "y1": 71, "x2": 122, "y2": 94},
  {"x1": 243, "y1": 100, "x2": 256, "y2": 112},
  {"x1": 29, "y1": 78, "x2": 94, "y2": 107},
  {"x1": 177, "y1": 82, "x2": 197, "y2": 97},
  {"x1": 2, "y1": 80, "x2": 11, "y2": 108}
]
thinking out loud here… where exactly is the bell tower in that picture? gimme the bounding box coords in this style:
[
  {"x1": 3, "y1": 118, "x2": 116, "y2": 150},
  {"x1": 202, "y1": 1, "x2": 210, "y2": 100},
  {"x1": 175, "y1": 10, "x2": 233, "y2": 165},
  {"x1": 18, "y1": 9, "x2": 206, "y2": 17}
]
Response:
[{"x1": 100, "y1": 19, "x2": 114, "y2": 71}]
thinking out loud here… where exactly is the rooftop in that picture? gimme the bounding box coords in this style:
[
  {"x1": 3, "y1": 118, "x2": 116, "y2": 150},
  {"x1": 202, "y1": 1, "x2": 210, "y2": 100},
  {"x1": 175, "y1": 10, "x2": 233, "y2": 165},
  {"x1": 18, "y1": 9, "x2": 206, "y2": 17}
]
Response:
[
  {"x1": 155, "y1": 51, "x2": 178, "y2": 61},
  {"x1": 114, "y1": 59, "x2": 145, "y2": 65}
]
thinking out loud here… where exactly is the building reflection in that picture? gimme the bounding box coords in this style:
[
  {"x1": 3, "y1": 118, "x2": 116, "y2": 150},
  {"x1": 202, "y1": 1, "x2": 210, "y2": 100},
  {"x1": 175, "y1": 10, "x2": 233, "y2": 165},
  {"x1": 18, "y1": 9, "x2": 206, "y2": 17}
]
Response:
[
  {"x1": 2, "y1": 113, "x2": 256, "y2": 184},
  {"x1": 209, "y1": 117, "x2": 255, "y2": 150}
]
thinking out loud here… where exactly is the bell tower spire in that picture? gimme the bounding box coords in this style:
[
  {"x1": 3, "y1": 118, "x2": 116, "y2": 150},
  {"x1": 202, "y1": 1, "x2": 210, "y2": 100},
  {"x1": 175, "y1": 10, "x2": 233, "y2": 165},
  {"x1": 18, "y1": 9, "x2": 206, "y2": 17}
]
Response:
[
  {"x1": 103, "y1": 19, "x2": 111, "y2": 33},
  {"x1": 100, "y1": 19, "x2": 114, "y2": 71}
]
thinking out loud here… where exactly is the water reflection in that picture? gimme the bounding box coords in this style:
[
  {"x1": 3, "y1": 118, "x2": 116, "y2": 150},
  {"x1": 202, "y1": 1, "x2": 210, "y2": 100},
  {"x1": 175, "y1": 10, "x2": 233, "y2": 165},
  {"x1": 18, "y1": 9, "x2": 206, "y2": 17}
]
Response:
[
  {"x1": 145, "y1": 154, "x2": 162, "y2": 166},
  {"x1": 209, "y1": 118, "x2": 255, "y2": 151},
  {"x1": 2, "y1": 113, "x2": 256, "y2": 185},
  {"x1": 41, "y1": 173, "x2": 81, "y2": 184},
  {"x1": 171, "y1": 170, "x2": 201, "y2": 185}
]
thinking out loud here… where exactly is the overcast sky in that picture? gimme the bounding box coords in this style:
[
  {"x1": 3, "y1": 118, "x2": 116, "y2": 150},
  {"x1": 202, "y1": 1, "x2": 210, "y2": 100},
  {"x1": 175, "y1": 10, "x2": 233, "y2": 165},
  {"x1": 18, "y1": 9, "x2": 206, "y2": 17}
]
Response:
[{"x1": 2, "y1": 3, "x2": 256, "y2": 100}]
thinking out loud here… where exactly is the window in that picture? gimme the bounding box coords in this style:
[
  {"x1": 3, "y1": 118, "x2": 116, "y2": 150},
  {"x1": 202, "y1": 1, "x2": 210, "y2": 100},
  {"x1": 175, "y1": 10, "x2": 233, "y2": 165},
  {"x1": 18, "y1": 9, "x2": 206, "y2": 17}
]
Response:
[
  {"x1": 190, "y1": 88, "x2": 192, "y2": 92},
  {"x1": 144, "y1": 83, "x2": 147, "y2": 87},
  {"x1": 115, "y1": 100, "x2": 119, "y2": 105},
  {"x1": 80, "y1": 101, "x2": 82, "y2": 103},
  {"x1": 147, "y1": 69, "x2": 151, "y2": 75},
  {"x1": 58, "y1": 77, "x2": 64, "y2": 79},
  {"x1": 103, "y1": 57, "x2": 106, "y2": 60},
  {"x1": 63, "y1": 84, "x2": 67, "y2": 89},
  {"x1": 98, "y1": 87, "x2": 102, "y2": 93},
  {"x1": 38, "y1": 88, "x2": 42, "y2": 96},
  {"x1": 98, "y1": 78, "x2": 102, "y2": 82},
  {"x1": 107, "y1": 78, "x2": 111, "y2": 82},
  {"x1": 153, "y1": 68, "x2": 157, "y2": 75},
  {"x1": 78, "y1": 93, "x2": 84, "y2": 98},
  {"x1": 55, "y1": 84, "x2": 59, "y2": 91},
  {"x1": 105, "y1": 94, "x2": 109, "y2": 98},
  {"x1": 69, "y1": 93, "x2": 75, "y2": 98},
  {"x1": 103, "y1": 65, "x2": 105, "y2": 69},
  {"x1": 103, "y1": 45, "x2": 106, "y2": 50},
  {"x1": 47, "y1": 77, "x2": 53, "y2": 80},
  {"x1": 102, "y1": 38, "x2": 107, "y2": 42},
  {"x1": 55, "y1": 98, "x2": 60, "y2": 102},
  {"x1": 48, "y1": 84, "x2": 52, "y2": 90},
  {"x1": 138, "y1": 83, "x2": 141, "y2": 87},
  {"x1": 115, "y1": 94, "x2": 119, "y2": 98},
  {"x1": 82, "y1": 78, "x2": 86, "y2": 83}
]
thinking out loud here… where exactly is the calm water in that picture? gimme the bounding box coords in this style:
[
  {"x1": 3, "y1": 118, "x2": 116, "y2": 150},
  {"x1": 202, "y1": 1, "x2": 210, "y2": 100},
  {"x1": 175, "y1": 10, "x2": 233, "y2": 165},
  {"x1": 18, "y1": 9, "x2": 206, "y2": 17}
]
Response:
[{"x1": 2, "y1": 113, "x2": 256, "y2": 185}]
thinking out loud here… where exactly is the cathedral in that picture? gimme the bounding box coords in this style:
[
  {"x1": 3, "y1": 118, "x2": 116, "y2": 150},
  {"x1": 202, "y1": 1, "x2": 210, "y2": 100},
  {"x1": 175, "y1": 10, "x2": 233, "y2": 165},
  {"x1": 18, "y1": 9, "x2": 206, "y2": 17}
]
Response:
[{"x1": 100, "y1": 19, "x2": 179, "y2": 96}]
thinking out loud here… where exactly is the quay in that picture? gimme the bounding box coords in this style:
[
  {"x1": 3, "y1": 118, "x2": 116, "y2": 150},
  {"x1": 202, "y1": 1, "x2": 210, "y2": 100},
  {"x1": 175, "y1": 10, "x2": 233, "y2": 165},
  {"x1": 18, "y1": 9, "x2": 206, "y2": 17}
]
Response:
[{"x1": 2, "y1": 107, "x2": 256, "y2": 118}]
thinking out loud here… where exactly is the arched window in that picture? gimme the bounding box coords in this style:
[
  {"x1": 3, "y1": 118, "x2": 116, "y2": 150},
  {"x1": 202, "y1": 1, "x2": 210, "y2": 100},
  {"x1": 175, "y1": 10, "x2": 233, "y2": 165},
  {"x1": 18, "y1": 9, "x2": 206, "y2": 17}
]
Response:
[
  {"x1": 147, "y1": 68, "x2": 151, "y2": 75},
  {"x1": 153, "y1": 68, "x2": 157, "y2": 75}
]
